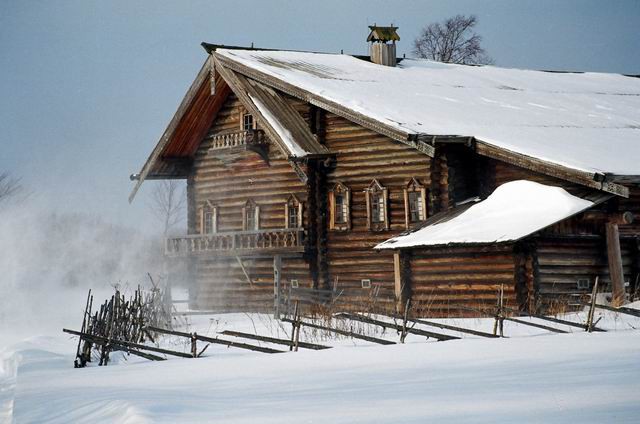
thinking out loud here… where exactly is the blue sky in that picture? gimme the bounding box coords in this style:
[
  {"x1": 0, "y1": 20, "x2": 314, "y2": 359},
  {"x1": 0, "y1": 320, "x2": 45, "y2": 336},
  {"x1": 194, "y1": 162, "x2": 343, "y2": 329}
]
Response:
[{"x1": 1, "y1": 0, "x2": 639, "y2": 233}]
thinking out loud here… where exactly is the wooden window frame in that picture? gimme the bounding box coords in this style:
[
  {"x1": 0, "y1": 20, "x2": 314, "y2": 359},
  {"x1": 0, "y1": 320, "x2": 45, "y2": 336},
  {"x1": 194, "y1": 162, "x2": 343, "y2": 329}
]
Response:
[
  {"x1": 240, "y1": 109, "x2": 256, "y2": 131},
  {"x1": 329, "y1": 182, "x2": 351, "y2": 231},
  {"x1": 198, "y1": 201, "x2": 218, "y2": 234},
  {"x1": 364, "y1": 179, "x2": 389, "y2": 231},
  {"x1": 284, "y1": 194, "x2": 304, "y2": 229},
  {"x1": 242, "y1": 199, "x2": 260, "y2": 231},
  {"x1": 403, "y1": 178, "x2": 428, "y2": 229}
]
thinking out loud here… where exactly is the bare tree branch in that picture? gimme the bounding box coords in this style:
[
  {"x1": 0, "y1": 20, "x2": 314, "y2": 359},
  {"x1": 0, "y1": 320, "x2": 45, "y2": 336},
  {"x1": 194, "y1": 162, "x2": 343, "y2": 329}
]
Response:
[
  {"x1": 413, "y1": 14, "x2": 493, "y2": 65},
  {"x1": 0, "y1": 172, "x2": 24, "y2": 205},
  {"x1": 148, "y1": 180, "x2": 186, "y2": 235}
]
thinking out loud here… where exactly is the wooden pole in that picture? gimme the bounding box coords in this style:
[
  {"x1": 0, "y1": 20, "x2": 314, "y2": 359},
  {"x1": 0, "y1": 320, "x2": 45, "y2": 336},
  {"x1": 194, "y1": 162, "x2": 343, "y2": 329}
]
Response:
[
  {"x1": 274, "y1": 255, "x2": 282, "y2": 319},
  {"x1": 191, "y1": 332, "x2": 198, "y2": 358},
  {"x1": 499, "y1": 284, "x2": 505, "y2": 338},
  {"x1": 220, "y1": 330, "x2": 330, "y2": 350},
  {"x1": 336, "y1": 313, "x2": 459, "y2": 341},
  {"x1": 400, "y1": 298, "x2": 411, "y2": 344},
  {"x1": 281, "y1": 318, "x2": 396, "y2": 345},
  {"x1": 393, "y1": 252, "x2": 403, "y2": 314},
  {"x1": 606, "y1": 223, "x2": 626, "y2": 306},
  {"x1": 289, "y1": 301, "x2": 298, "y2": 352},
  {"x1": 586, "y1": 276, "x2": 599, "y2": 333}
]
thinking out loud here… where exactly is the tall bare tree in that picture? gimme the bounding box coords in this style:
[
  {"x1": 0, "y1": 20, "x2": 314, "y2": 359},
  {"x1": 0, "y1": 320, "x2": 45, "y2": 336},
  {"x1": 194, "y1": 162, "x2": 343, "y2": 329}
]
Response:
[
  {"x1": 149, "y1": 180, "x2": 186, "y2": 235},
  {"x1": 0, "y1": 172, "x2": 24, "y2": 206},
  {"x1": 413, "y1": 15, "x2": 493, "y2": 65}
]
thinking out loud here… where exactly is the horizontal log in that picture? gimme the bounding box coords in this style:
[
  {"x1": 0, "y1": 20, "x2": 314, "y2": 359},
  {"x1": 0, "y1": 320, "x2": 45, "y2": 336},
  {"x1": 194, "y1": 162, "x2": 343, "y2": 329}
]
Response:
[
  {"x1": 220, "y1": 330, "x2": 331, "y2": 350},
  {"x1": 281, "y1": 318, "x2": 396, "y2": 345},
  {"x1": 62, "y1": 328, "x2": 193, "y2": 359},
  {"x1": 410, "y1": 318, "x2": 499, "y2": 338},
  {"x1": 145, "y1": 326, "x2": 284, "y2": 354},
  {"x1": 335, "y1": 313, "x2": 460, "y2": 341}
]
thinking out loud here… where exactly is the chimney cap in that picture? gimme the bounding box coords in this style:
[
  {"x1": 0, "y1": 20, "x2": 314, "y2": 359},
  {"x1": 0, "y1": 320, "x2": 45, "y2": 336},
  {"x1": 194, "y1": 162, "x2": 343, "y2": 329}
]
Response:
[{"x1": 367, "y1": 25, "x2": 400, "y2": 43}]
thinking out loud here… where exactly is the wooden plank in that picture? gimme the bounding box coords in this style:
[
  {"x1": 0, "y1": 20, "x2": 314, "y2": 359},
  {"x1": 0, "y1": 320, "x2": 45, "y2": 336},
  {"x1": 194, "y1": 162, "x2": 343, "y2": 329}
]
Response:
[
  {"x1": 502, "y1": 306, "x2": 606, "y2": 332},
  {"x1": 274, "y1": 255, "x2": 282, "y2": 319},
  {"x1": 63, "y1": 328, "x2": 194, "y2": 359},
  {"x1": 336, "y1": 313, "x2": 460, "y2": 341},
  {"x1": 410, "y1": 318, "x2": 499, "y2": 338},
  {"x1": 282, "y1": 318, "x2": 396, "y2": 345},
  {"x1": 577, "y1": 300, "x2": 640, "y2": 318},
  {"x1": 501, "y1": 318, "x2": 568, "y2": 334},
  {"x1": 145, "y1": 326, "x2": 284, "y2": 354},
  {"x1": 220, "y1": 330, "x2": 331, "y2": 350}
]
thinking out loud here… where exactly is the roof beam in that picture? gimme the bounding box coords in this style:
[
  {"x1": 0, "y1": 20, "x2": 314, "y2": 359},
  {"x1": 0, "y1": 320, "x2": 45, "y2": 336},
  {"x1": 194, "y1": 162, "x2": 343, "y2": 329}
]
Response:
[
  {"x1": 475, "y1": 141, "x2": 629, "y2": 198},
  {"x1": 129, "y1": 56, "x2": 215, "y2": 203}
]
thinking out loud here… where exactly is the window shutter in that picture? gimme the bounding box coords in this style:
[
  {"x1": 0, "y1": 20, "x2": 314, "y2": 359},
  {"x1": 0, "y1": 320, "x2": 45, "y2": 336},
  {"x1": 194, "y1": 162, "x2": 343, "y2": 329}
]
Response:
[
  {"x1": 345, "y1": 188, "x2": 351, "y2": 230},
  {"x1": 365, "y1": 190, "x2": 371, "y2": 230},
  {"x1": 383, "y1": 188, "x2": 389, "y2": 230},
  {"x1": 329, "y1": 191, "x2": 335, "y2": 230},
  {"x1": 284, "y1": 201, "x2": 290, "y2": 229},
  {"x1": 297, "y1": 202, "x2": 304, "y2": 229},
  {"x1": 242, "y1": 205, "x2": 247, "y2": 231},
  {"x1": 422, "y1": 188, "x2": 428, "y2": 219},
  {"x1": 403, "y1": 188, "x2": 410, "y2": 229},
  {"x1": 255, "y1": 206, "x2": 260, "y2": 230}
]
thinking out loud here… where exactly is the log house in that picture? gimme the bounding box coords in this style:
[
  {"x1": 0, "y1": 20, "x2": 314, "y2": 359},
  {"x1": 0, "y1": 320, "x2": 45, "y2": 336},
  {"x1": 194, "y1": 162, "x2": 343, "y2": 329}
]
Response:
[{"x1": 131, "y1": 26, "x2": 640, "y2": 316}]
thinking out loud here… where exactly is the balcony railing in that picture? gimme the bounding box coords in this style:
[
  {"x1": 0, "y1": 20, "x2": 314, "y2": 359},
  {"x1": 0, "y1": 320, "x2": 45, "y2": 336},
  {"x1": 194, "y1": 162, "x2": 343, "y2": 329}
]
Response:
[
  {"x1": 208, "y1": 129, "x2": 267, "y2": 151},
  {"x1": 165, "y1": 228, "x2": 305, "y2": 257}
]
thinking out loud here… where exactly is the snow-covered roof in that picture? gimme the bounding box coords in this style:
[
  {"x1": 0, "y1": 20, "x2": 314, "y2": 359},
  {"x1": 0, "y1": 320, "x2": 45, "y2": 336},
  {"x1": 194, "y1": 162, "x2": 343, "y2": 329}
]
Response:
[
  {"x1": 375, "y1": 180, "x2": 598, "y2": 249},
  {"x1": 217, "y1": 49, "x2": 640, "y2": 177},
  {"x1": 249, "y1": 93, "x2": 306, "y2": 157}
]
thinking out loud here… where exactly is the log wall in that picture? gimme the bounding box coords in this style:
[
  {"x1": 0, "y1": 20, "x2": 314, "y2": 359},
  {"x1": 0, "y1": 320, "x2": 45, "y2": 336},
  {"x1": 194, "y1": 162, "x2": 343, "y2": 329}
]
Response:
[
  {"x1": 408, "y1": 245, "x2": 517, "y2": 317},
  {"x1": 323, "y1": 112, "x2": 431, "y2": 313},
  {"x1": 534, "y1": 237, "x2": 637, "y2": 312}
]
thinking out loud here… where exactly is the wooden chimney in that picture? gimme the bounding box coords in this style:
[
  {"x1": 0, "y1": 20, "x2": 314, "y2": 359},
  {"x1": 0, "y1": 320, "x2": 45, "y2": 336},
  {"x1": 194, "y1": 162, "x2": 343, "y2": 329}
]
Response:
[{"x1": 367, "y1": 24, "x2": 400, "y2": 67}]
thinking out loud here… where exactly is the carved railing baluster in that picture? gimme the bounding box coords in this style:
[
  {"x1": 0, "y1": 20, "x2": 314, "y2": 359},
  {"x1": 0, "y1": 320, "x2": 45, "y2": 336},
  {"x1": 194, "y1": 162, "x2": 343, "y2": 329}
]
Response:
[{"x1": 165, "y1": 228, "x2": 304, "y2": 256}]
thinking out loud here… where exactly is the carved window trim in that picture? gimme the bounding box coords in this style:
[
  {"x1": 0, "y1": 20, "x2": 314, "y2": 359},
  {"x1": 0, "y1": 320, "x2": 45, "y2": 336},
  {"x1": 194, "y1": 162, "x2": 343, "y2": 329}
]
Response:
[
  {"x1": 329, "y1": 182, "x2": 351, "y2": 231},
  {"x1": 404, "y1": 178, "x2": 428, "y2": 229},
  {"x1": 284, "y1": 194, "x2": 304, "y2": 229},
  {"x1": 199, "y1": 200, "x2": 218, "y2": 234},
  {"x1": 364, "y1": 179, "x2": 389, "y2": 231},
  {"x1": 242, "y1": 199, "x2": 260, "y2": 231}
]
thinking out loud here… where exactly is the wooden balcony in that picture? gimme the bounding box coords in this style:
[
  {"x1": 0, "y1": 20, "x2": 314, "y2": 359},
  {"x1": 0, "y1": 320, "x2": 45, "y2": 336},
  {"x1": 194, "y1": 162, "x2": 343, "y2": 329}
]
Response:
[
  {"x1": 165, "y1": 228, "x2": 305, "y2": 257},
  {"x1": 207, "y1": 129, "x2": 269, "y2": 165}
]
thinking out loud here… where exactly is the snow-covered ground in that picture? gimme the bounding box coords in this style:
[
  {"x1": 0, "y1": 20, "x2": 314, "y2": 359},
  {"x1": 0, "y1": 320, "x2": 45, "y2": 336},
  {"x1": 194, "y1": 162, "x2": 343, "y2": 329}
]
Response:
[{"x1": 2, "y1": 303, "x2": 640, "y2": 423}]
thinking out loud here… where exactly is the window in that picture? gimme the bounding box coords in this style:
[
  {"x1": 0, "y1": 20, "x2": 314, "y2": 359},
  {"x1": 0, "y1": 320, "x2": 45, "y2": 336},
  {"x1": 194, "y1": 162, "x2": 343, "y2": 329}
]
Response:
[
  {"x1": 242, "y1": 199, "x2": 259, "y2": 231},
  {"x1": 577, "y1": 279, "x2": 590, "y2": 290},
  {"x1": 403, "y1": 178, "x2": 428, "y2": 229},
  {"x1": 361, "y1": 279, "x2": 372, "y2": 289},
  {"x1": 285, "y1": 194, "x2": 303, "y2": 229},
  {"x1": 364, "y1": 179, "x2": 388, "y2": 231},
  {"x1": 329, "y1": 182, "x2": 350, "y2": 230},
  {"x1": 199, "y1": 201, "x2": 217, "y2": 234},
  {"x1": 408, "y1": 192, "x2": 424, "y2": 222},
  {"x1": 335, "y1": 194, "x2": 346, "y2": 223},
  {"x1": 290, "y1": 279, "x2": 299, "y2": 288},
  {"x1": 242, "y1": 112, "x2": 254, "y2": 131}
]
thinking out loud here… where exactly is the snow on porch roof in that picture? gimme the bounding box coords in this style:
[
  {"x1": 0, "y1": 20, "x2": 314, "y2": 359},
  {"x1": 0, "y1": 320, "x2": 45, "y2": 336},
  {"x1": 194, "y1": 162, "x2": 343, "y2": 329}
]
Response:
[
  {"x1": 375, "y1": 180, "x2": 605, "y2": 250},
  {"x1": 217, "y1": 49, "x2": 640, "y2": 177}
]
